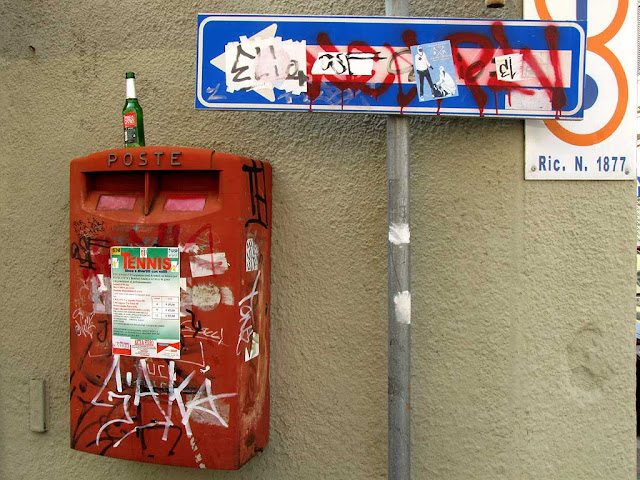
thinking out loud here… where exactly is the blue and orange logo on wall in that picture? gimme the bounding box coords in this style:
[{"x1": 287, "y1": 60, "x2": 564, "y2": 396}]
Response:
[{"x1": 534, "y1": 0, "x2": 630, "y2": 146}]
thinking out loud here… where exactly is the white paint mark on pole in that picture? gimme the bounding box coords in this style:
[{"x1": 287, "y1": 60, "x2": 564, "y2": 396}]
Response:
[
  {"x1": 389, "y1": 223, "x2": 410, "y2": 245},
  {"x1": 393, "y1": 291, "x2": 411, "y2": 324}
]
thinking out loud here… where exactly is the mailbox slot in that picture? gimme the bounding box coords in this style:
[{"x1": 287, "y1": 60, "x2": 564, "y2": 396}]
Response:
[{"x1": 84, "y1": 170, "x2": 220, "y2": 215}]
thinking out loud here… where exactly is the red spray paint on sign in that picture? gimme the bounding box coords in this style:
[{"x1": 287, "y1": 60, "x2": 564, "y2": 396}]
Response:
[
  {"x1": 447, "y1": 32, "x2": 495, "y2": 116},
  {"x1": 448, "y1": 22, "x2": 566, "y2": 117}
]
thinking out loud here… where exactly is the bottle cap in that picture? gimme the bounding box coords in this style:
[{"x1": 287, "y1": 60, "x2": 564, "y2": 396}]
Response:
[{"x1": 125, "y1": 72, "x2": 135, "y2": 79}]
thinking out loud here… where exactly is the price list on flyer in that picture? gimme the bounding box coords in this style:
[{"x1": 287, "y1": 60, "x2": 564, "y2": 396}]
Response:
[{"x1": 110, "y1": 246, "x2": 181, "y2": 359}]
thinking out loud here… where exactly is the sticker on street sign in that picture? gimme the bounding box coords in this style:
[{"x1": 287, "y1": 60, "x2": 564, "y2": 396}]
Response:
[
  {"x1": 524, "y1": 0, "x2": 637, "y2": 180},
  {"x1": 196, "y1": 14, "x2": 586, "y2": 119}
]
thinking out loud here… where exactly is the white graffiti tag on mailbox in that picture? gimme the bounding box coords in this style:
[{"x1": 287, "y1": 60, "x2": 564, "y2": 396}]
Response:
[
  {"x1": 93, "y1": 355, "x2": 236, "y2": 447},
  {"x1": 237, "y1": 270, "x2": 261, "y2": 356}
]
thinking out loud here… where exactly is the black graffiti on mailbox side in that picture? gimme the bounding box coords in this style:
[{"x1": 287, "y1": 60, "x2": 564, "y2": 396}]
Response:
[
  {"x1": 185, "y1": 308, "x2": 201, "y2": 338},
  {"x1": 243, "y1": 159, "x2": 268, "y2": 229},
  {"x1": 70, "y1": 236, "x2": 111, "y2": 270},
  {"x1": 73, "y1": 217, "x2": 105, "y2": 238}
]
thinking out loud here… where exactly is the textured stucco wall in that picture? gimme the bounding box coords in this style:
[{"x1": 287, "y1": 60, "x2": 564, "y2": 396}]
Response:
[{"x1": 0, "y1": 0, "x2": 636, "y2": 478}]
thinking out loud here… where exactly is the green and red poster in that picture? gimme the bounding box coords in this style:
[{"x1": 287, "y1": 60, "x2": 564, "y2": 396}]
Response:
[{"x1": 110, "y1": 246, "x2": 181, "y2": 359}]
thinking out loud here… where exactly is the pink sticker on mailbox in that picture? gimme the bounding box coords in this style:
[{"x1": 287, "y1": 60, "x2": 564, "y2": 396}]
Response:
[
  {"x1": 97, "y1": 195, "x2": 137, "y2": 211},
  {"x1": 164, "y1": 196, "x2": 206, "y2": 212}
]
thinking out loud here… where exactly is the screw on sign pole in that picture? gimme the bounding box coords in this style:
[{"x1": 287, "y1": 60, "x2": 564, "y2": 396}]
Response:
[{"x1": 385, "y1": 1, "x2": 411, "y2": 479}]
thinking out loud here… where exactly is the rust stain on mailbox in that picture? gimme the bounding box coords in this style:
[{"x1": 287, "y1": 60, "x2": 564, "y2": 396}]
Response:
[{"x1": 69, "y1": 146, "x2": 271, "y2": 469}]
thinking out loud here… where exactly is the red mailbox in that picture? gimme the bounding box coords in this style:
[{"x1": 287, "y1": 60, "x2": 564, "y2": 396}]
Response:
[{"x1": 69, "y1": 146, "x2": 271, "y2": 469}]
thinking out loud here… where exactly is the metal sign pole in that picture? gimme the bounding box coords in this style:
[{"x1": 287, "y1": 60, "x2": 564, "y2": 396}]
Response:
[{"x1": 385, "y1": 1, "x2": 411, "y2": 479}]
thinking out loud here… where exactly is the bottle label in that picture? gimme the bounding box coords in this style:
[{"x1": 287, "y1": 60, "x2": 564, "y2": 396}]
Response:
[
  {"x1": 124, "y1": 128, "x2": 138, "y2": 144},
  {"x1": 123, "y1": 112, "x2": 137, "y2": 128}
]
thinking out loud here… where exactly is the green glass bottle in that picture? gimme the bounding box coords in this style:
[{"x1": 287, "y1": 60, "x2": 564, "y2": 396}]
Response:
[{"x1": 122, "y1": 72, "x2": 145, "y2": 147}]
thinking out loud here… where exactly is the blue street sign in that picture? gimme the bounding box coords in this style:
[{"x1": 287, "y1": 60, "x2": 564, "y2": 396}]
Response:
[{"x1": 196, "y1": 14, "x2": 587, "y2": 119}]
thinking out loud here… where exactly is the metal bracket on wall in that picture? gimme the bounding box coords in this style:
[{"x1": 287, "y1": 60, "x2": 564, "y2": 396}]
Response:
[{"x1": 30, "y1": 379, "x2": 48, "y2": 433}]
